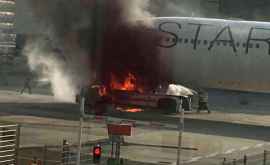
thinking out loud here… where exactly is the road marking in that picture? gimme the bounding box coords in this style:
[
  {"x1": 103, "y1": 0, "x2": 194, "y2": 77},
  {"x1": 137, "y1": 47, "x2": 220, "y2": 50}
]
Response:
[
  {"x1": 158, "y1": 161, "x2": 172, "y2": 164},
  {"x1": 224, "y1": 149, "x2": 236, "y2": 154},
  {"x1": 240, "y1": 146, "x2": 249, "y2": 151},
  {"x1": 254, "y1": 143, "x2": 264, "y2": 148},
  {"x1": 205, "y1": 152, "x2": 218, "y2": 158},
  {"x1": 187, "y1": 156, "x2": 202, "y2": 163}
]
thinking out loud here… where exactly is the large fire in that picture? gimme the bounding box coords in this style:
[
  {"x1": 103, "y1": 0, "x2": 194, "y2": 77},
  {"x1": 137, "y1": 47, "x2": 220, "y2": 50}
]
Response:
[
  {"x1": 125, "y1": 108, "x2": 143, "y2": 113},
  {"x1": 110, "y1": 73, "x2": 143, "y2": 92},
  {"x1": 109, "y1": 73, "x2": 144, "y2": 113},
  {"x1": 116, "y1": 107, "x2": 143, "y2": 113}
]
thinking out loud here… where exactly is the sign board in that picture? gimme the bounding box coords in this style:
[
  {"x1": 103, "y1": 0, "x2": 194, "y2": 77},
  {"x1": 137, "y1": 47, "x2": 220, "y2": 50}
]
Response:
[{"x1": 107, "y1": 124, "x2": 131, "y2": 136}]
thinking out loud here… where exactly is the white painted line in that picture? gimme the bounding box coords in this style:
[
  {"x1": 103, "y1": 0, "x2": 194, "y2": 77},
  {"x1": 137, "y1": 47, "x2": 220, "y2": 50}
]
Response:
[
  {"x1": 224, "y1": 149, "x2": 236, "y2": 154},
  {"x1": 205, "y1": 152, "x2": 219, "y2": 158},
  {"x1": 240, "y1": 146, "x2": 250, "y2": 151},
  {"x1": 254, "y1": 144, "x2": 264, "y2": 148},
  {"x1": 187, "y1": 156, "x2": 202, "y2": 162}
]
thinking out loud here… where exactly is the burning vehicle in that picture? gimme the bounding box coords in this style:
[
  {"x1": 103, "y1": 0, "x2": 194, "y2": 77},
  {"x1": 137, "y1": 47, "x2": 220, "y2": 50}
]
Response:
[{"x1": 77, "y1": 72, "x2": 196, "y2": 115}]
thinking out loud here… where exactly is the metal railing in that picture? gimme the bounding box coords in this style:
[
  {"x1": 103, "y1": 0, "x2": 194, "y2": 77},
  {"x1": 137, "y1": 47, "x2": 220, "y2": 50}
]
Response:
[
  {"x1": 18, "y1": 143, "x2": 96, "y2": 165},
  {"x1": 18, "y1": 144, "x2": 157, "y2": 165},
  {"x1": 222, "y1": 150, "x2": 269, "y2": 165},
  {"x1": 0, "y1": 123, "x2": 20, "y2": 165}
]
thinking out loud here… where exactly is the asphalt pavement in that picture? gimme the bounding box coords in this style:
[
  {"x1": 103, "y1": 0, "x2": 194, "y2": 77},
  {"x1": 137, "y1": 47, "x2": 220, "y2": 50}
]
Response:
[{"x1": 1, "y1": 90, "x2": 270, "y2": 164}]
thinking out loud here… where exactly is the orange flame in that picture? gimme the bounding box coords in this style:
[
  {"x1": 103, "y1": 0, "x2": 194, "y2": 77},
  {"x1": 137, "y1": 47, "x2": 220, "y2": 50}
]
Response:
[
  {"x1": 125, "y1": 108, "x2": 143, "y2": 113},
  {"x1": 110, "y1": 73, "x2": 143, "y2": 92},
  {"x1": 98, "y1": 86, "x2": 107, "y2": 96}
]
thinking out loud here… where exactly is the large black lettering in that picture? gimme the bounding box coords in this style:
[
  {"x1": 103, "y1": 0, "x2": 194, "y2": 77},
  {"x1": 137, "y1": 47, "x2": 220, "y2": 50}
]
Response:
[
  {"x1": 208, "y1": 26, "x2": 237, "y2": 53},
  {"x1": 246, "y1": 27, "x2": 270, "y2": 55},
  {"x1": 158, "y1": 22, "x2": 181, "y2": 48},
  {"x1": 189, "y1": 23, "x2": 209, "y2": 50}
]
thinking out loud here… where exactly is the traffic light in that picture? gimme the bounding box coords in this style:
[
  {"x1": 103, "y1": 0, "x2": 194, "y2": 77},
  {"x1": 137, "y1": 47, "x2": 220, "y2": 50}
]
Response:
[{"x1": 93, "y1": 144, "x2": 102, "y2": 163}]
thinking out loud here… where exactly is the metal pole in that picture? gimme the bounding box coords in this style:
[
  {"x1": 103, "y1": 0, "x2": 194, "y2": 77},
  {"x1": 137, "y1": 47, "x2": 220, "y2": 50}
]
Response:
[
  {"x1": 243, "y1": 155, "x2": 247, "y2": 165},
  {"x1": 264, "y1": 150, "x2": 267, "y2": 165},
  {"x1": 222, "y1": 157, "x2": 226, "y2": 165},
  {"x1": 15, "y1": 124, "x2": 20, "y2": 165},
  {"x1": 43, "y1": 145, "x2": 47, "y2": 165},
  {"x1": 177, "y1": 98, "x2": 183, "y2": 165},
  {"x1": 116, "y1": 141, "x2": 121, "y2": 161},
  {"x1": 76, "y1": 97, "x2": 85, "y2": 165},
  {"x1": 111, "y1": 141, "x2": 114, "y2": 158},
  {"x1": 233, "y1": 159, "x2": 236, "y2": 165}
]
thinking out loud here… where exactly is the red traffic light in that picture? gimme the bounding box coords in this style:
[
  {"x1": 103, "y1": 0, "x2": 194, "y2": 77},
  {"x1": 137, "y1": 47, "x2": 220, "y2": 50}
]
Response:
[
  {"x1": 93, "y1": 144, "x2": 102, "y2": 157},
  {"x1": 94, "y1": 147, "x2": 101, "y2": 156},
  {"x1": 93, "y1": 145, "x2": 102, "y2": 163}
]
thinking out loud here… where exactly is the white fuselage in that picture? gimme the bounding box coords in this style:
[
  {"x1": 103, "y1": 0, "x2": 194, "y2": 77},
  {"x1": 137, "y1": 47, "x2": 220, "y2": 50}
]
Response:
[{"x1": 154, "y1": 17, "x2": 270, "y2": 92}]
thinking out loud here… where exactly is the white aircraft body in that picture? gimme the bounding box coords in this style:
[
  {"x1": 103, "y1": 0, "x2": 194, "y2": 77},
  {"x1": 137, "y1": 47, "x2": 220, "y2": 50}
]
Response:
[{"x1": 154, "y1": 17, "x2": 270, "y2": 93}]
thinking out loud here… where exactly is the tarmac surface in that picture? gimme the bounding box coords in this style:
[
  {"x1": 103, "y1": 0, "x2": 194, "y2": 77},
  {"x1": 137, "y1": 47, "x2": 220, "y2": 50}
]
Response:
[{"x1": 0, "y1": 89, "x2": 270, "y2": 164}]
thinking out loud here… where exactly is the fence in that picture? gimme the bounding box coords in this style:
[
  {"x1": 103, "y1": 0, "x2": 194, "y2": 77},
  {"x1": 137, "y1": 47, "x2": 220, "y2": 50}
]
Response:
[
  {"x1": 17, "y1": 121, "x2": 111, "y2": 164},
  {"x1": 15, "y1": 120, "x2": 114, "y2": 165},
  {"x1": 18, "y1": 144, "x2": 157, "y2": 165},
  {"x1": 0, "y1": 122, "x2": 20, "y2": 165},
  {"x1": 18, "y1": 138, "x2": 110, "y2": 165},
  {"x1": 17, "y1": 119, "x2": 186, "y2": 165},
  {"x1": 15, "y1": 121, "x2": 270, "y2": 165},
  {"x1": 223, "y1": 150, "x2": 269, "y2": 165}
]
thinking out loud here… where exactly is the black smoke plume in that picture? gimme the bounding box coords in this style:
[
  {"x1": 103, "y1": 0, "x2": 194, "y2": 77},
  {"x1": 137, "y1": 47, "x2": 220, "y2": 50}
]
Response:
[{"x1": 24, "y1": 0, "x2": 170, "y2": 101}]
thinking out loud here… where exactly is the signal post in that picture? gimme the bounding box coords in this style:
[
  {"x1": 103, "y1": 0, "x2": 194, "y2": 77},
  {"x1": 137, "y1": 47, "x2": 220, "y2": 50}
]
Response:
[{"x1": 107, "y1": 123, "x2": 131, "y2": 161}]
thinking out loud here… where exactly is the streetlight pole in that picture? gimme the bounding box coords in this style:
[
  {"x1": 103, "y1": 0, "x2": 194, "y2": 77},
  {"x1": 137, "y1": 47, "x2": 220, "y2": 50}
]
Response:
[
  {"x1": 76, "y1": 97, "x2": 85, "y2": 165},
  {"x1": 176, "y1": 98, "x2": 184, "y2": 165}
]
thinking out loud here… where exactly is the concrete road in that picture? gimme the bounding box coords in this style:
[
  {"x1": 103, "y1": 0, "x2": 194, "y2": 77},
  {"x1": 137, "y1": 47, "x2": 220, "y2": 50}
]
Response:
[{"x1": 1, "y1": 90, "x2": 270, "y2": 164}]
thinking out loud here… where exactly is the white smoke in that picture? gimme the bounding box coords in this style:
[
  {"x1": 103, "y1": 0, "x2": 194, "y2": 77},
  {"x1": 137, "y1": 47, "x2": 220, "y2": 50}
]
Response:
[
  {"x1": 23, "y1": 38, "x2": 90, "y2": 102},
  {"x1": 120, "y1": 0, "x2": 153, "y2": 25}
]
